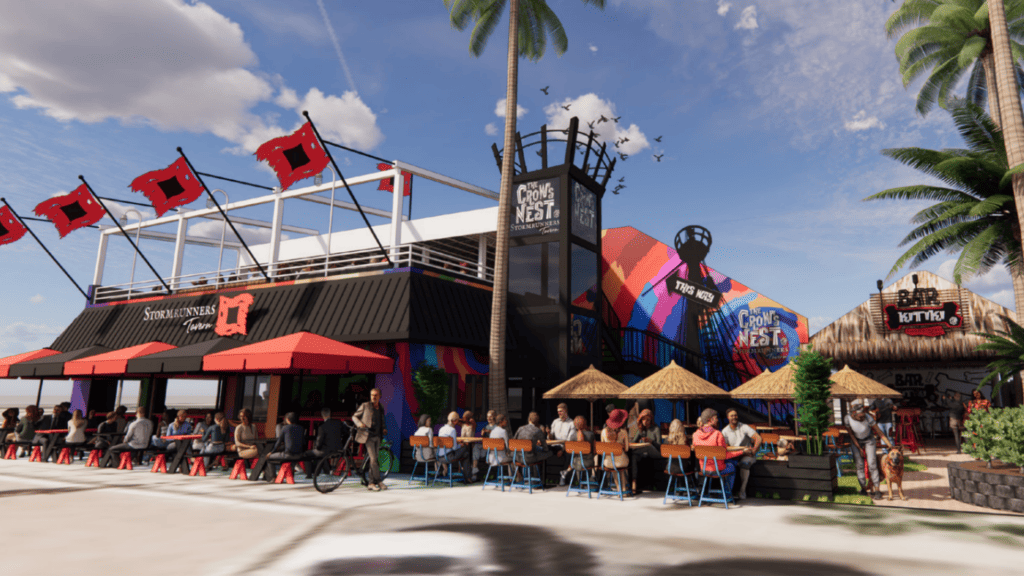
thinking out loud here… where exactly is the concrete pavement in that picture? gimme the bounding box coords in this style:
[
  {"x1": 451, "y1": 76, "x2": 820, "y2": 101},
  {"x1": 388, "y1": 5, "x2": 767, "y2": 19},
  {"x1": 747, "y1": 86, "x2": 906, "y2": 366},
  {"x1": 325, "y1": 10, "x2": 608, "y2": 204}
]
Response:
[{"x1": 3, "y1": 458, "x2": 1024, "y2": 575}]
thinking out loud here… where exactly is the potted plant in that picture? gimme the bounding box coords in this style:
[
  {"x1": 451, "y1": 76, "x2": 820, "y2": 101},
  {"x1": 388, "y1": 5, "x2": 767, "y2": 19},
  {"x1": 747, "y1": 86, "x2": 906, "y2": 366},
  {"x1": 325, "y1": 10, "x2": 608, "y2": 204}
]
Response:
[{"x1": 792, "y1": 348, "x2": 833, "y2": 457}]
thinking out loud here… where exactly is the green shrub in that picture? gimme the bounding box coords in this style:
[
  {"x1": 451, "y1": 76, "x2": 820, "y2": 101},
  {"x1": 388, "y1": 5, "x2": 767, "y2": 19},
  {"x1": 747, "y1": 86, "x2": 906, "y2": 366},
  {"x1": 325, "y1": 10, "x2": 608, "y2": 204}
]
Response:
[
  {"x1": 412, "y1": 363, "x2": 449, "y2": 426},
  {"x1": 792, "y1": 348, "x2": 833, "y2": 456},
  {"x1": 961, "y1": 407, "x2": 1024, "y2": 471}
]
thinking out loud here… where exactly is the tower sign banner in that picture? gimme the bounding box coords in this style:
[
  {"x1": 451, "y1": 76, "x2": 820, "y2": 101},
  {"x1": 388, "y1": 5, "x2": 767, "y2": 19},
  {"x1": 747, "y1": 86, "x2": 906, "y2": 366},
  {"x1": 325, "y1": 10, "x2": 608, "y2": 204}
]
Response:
[{"x1": 666, "y1": 272, "x2": 722, "y2": 308}]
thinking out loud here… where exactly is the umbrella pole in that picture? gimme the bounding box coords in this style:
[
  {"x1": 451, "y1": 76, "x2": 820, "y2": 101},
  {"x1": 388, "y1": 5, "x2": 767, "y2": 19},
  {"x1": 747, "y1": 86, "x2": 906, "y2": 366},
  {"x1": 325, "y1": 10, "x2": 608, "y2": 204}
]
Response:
[
  {"x1": 768, "y1": 401, "x2": 772, "y2": 426},
  {"x1": 590, "y1": 400, "x2": 594, "y2": 428}
]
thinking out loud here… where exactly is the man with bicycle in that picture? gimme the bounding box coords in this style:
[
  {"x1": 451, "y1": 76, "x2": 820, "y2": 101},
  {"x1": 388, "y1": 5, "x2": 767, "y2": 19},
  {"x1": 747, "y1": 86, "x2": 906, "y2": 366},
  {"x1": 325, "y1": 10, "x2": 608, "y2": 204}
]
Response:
[{"x1": 353, "y1": 388, "x2": 388, "y2": 491}]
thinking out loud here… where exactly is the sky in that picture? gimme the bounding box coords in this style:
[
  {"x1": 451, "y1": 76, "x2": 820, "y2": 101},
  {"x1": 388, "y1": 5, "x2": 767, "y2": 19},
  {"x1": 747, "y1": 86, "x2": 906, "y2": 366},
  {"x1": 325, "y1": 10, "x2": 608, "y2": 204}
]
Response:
[{"x1": 0, "y1": 0, "x2": 1016, "y2": 364}]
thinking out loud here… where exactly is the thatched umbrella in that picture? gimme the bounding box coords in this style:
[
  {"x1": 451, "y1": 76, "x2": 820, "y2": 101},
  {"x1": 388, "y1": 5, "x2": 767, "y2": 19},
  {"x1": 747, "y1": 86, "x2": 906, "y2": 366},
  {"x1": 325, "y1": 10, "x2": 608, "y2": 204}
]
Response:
[
  {"x1": 728, "y1": 363, "x2": 800, "y2": 425},
  {"x1": 543, "y1": 364, "x2": 629, "y2": 425},
  {"x1": 619, "y1": 359, "x2": 730, "y2": 422},
  {"x1": 828, "y1": 365, "x2": 902, "y2": 400}
]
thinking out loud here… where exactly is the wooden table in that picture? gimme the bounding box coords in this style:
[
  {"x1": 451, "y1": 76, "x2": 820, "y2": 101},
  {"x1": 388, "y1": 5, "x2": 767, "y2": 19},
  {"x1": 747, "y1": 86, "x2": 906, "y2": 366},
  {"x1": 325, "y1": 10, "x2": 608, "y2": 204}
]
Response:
[
  {"x1": 33, "y1": 429, "x2": 68, "y2": 462},
  {"x1": 456, "y1": 437, "x2": 483, "y2": 443},
  {"x1": 628, "y1": 442, "x2": 651, "y2": 449},
  {"x1": 161, "y1": 434, "x2": 202, "y2": 474},
  {"x1": 780, "y1": 435, "x2": 808, "y2": 442},
  {"x1": 248, "y1": 438, "x2": 282, "y2": 482}
]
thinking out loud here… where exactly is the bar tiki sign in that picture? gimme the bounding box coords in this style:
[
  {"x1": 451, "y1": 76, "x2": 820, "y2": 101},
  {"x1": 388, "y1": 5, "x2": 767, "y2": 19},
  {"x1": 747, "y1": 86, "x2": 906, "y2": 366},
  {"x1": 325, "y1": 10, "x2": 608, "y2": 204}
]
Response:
[{"x1": 882, "y1": 287, "x2": 964, "y2": 337}]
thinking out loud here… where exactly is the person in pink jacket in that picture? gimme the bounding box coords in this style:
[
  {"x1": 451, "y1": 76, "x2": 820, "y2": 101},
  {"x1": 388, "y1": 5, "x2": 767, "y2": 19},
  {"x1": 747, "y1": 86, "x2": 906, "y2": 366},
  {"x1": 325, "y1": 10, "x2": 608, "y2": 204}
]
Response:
[{"x1": 690, "y1": 408, "x2": 743, "y2": 497}]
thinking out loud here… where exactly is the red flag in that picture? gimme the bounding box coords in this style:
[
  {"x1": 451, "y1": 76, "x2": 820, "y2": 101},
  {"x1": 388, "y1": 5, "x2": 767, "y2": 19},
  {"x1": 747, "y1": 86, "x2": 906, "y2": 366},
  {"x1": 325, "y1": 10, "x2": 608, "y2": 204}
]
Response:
[
  {"x1": 129, "y1": 157, "x2": 205, "y2": 217},
  {"x1": 0, "y1": 206, "x2": 28, "y2": 246},
  {"x1": 255, "y1": 122, "x2": 331, "y2": 191},
  {"x1": 376, "y1": 163, "x2": 412, "y2": 196},
  {"x1": 33, "y1": 184, "x2": 106, "y2": 238}
]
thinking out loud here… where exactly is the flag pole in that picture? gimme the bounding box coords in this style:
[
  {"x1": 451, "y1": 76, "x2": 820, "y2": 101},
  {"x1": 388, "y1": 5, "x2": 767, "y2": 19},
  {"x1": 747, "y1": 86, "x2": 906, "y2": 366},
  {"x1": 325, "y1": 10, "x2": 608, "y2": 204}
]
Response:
[
  {"x1": 302, "y1": 111, "x2": 392, "y2": 266},
  {"x1": 175, "y1": 148, "x2": 270, "y2": 282},
  {"x1": 78, "y1": 177, "x2": 172, "y2": 294},
  {"x1": 0, "y1": 198, "x2": 89, "y2": 300}
]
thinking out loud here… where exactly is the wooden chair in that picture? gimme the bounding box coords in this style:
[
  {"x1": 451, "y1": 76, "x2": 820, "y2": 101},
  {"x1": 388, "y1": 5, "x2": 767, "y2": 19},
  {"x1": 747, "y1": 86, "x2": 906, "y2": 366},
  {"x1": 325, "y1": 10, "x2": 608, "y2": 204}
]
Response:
[
  {"x1": 564, "y1": 440, "x2": 597, "y2": 498},
  {"x1": 693, "y1": 445, "x2": 735, "y2": 509},
  {"x1": 661, "y1": 444, "x2": 696, "y2": 506},
  {"x1": 595, "y1": 441, "x2": 630, "y2": 501},
  {"x1": 508, "y1": 439, "x2": 544, "y2": 493},
  {"x1": 408, "y1": 435, "x2": 436, "y2": 485},
  {"x1": 432, "y1": 436, "x2": 466, "y2": 487},
  {"x1": 759, "y1": 433, "x2": 780, "y2": 456},
  {"x1": 481, "y1": 437, "x2": 510, "y2": 491}
]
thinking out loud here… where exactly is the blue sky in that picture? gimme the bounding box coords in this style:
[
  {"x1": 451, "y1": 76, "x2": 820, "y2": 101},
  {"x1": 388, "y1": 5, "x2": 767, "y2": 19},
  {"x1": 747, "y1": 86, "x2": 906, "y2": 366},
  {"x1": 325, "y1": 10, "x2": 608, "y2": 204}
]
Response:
[{"x1": 0, "y1": 0, "x2": 1015, "y2": 361}]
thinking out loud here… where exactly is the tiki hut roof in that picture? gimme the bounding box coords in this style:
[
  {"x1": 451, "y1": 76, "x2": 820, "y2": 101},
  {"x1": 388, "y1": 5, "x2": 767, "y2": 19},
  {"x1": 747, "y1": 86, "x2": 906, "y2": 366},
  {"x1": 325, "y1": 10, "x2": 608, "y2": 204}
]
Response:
[
  {"x1": 729, "y1": 362, "x2": 799, "y2": 400},
  {"x1": 810, "y1": 270, "x2": 1012, "y2": 366},
  {"x1": 542, "y1": 365, "x2": 629, "y2": 400},
  {"x1": 829, "y1": 365, "x2": 902, "y2": 399},
  {"x1": 619, "y1": 360, "x2": 731, "y2": 399}
]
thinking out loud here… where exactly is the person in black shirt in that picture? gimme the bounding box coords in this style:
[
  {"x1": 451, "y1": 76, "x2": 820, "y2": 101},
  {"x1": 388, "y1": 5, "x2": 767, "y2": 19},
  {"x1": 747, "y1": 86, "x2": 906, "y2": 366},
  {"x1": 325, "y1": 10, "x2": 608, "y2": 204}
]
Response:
[
  {"x1": 353, "y1": 389, "x2": 388, "y2": 491},
  {"x1": 267, "y1": 412, "x2": 305, "y2": 478},
  {"x1": 305, "y1": 407, "x2": 343, "y2": 459}
]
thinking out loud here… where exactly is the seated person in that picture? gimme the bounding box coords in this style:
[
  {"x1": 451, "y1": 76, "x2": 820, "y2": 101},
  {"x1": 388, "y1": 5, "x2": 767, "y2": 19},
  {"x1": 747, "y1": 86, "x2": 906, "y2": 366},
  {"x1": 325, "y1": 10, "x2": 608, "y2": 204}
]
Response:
[
  {"x1": 777, "y1": 437, "x2": 800, "y2": 461},
  {"x1": 267, "y1": 412, "x2": 305, "y2": 476},
  {"x1": 89, "y1": 412, "x2": 120, "y2": 450},
  {"x1": 56, "y1": 403, "x2": 72, "y2": 429},
  {"x1": 629, "y1": 408, "x2": 663, "y2": 495},
  {"x1": 6, "y1": 406, "x2": 37, "y2": 454},
  {"x1": 513, "y1": 411, "x2": 552, "y2": 466},
  {"x1": 234, "y1": 408, "x2": 259, "y2": 460},
  {"x1": 721, "y1": 409, "x2": 762, "y2": 500},
  {"x1": 549, "y1": 403, "x2": 577, "y2": 486},
  {"x1": 193, "y1": 413, "x2": 213, "y2": 451},
  {"x1": 200, "y1": 412, "x2": 230, "y2": 467},
  {"x1": 32, "y1": 405, "x2": 61, "y2": 445},
  {"x1": 64, "y1": 409, "x2": 88, "y2": 448},
  {"x1": 158, "y1": 410, "x2": 193, "y2": 453},
  {"x1": 690, "y1": 408, "x2": 744, "y2": 497},
  {"x1": 108, "y1": 407, "x2": 153, "y2": 463},
  {"x1": 437, "y1": 411, "x2": 471, "y2": 483},
  {"x1": 305, "y1": 407, "x2": 343, "y2": 459},
  {"x1": 487, "y1": 414, "x2": 512, "y2": 469},
  {"x1": 569, "y1": 415, "x2": 596, "y2": 477},
  {"x1": 460, "y1": 411, "x2": 479, "y2": 481},
  {"x1": 413, "y1": 414, "x2": 436, "y2": 463},
  {"x1": 663, "y1": 419, "x2": 689, "y2": 475}
]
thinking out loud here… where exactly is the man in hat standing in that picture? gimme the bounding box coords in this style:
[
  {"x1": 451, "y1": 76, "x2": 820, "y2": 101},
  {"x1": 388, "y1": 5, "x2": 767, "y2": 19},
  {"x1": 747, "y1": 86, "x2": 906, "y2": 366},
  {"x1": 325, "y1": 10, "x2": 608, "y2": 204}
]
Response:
[{"x1": 844, "y1": 399, "x2": 894, "y2": 499}]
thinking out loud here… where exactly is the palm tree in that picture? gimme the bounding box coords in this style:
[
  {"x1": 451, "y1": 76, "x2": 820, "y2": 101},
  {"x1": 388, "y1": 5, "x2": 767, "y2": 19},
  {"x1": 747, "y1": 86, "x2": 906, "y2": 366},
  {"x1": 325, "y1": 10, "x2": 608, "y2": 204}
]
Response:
[
  {"x1": 988, "y1": 0, "x2": 1024, "y2": 322},
  {"x1": 975, "y1": 314, "x2": 1024, "y2": 397},
  {"x1": 444, "y1": 0, "x2": 605, "y2": 416},
  {"x1": 865, "y1": 101, "x2": 1023, "y2": 286},
  {"x1": 887, "y1": 0, "x2": 1024, "y2": 128}
]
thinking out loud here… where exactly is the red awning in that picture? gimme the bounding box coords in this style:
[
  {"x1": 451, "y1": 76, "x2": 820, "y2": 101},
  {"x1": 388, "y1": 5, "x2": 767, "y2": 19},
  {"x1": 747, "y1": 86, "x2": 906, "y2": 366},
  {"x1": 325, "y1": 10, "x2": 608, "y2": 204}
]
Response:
[
  {"x1": 202, "y1": 332, "x2": 393, "y2": 373},
  {"x1": 64, "y1": 342, "x2": 177, "y2": 376},
  {"x1": 0, "y1": 348, "x2": 61, "y2": 378}
]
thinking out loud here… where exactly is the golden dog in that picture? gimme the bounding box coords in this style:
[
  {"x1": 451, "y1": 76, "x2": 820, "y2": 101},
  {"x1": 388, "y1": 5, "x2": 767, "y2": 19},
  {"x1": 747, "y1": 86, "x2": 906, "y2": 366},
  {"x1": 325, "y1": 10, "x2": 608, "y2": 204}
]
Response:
[{"x1": 880, "y1": 446, "x2": 906, "y2": 501}]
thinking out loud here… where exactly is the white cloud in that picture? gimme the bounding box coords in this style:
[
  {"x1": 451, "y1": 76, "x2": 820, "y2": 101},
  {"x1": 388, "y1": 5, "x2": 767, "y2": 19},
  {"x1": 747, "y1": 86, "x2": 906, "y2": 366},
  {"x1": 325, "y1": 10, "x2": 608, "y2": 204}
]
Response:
[
  {"x1": 543, "y1": 93, "x2": 651, "y2": 155},
  {"x1": 495, "y1": 98, "x2": 528, "y2": 119},
  {"x1": 809, "y1": 315, "x2": 833, "y2": 334},
  {"x1": 0, "y1": 0, "x2": 384, "y2": 155},
  {"x1": 0, "y1": 321, "x2": 62, "y2": 352},
  {"x1": 484, "y1": 122, "x2": 498, "y2": 136},
  {"x1": 735, "y1": 6, "x2": 758, "y2": 30},
  {"x1": 188, "y1": 219, "x2": 278, "y2": 245},
  {"x1": 589, "y1": 44, "x2": 598, "y2": 52},
  {"x1": 717, "y1": 1, "x2": 732, "y2": 16},
  {"x1": 103, "y1": 200, "x2": 156, "y2": 222},
  {"x1": 937, "y1": 259, "x2": 1012, "y2": 290},
  {"x1": 29, "y1": 295, "x2": 44, "y2": 304},
  {"x1": 986, "y1": 289, "x2": 1015, "y2": 310},
  {"x1": 844, "y1": 110, "x2": 886, "y2": 132}
]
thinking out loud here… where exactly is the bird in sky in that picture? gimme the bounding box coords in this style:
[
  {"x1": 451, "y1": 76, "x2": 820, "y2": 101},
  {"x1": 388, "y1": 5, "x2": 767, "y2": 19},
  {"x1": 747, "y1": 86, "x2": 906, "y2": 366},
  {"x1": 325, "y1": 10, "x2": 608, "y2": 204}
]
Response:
[
  {"x1": 612, "y1": 116, "x2": 621, "y2": 123},
  {"x1": 562, "y1": 104, "x2": 571, "y2": 111},
  {"x1": 537, "y1": 151, "x2": 543, "y2": 157},
  {"x1": 541, "y1": 86, "x2": 549, "y2": 95},
  {"x1": 618, "y1": 177, "x2": 625, "y2": 183},
  {"x1": 653, "y1": 154, "x2": 663, "y2": 162},
  {"x1": 598, "y1": 115, "x2": 608, "y2": 124},
  {"x1": 654, "y1": 136, "x2": 663, "y2": 142},
  {"x1": 587, "y1": 121, "x2": 595, "y2": 130},
  {"x1": 620, "y1": 137, "x2": 629, "y2": 143},
  {"x1": 619, "y1": 152, "x2": 629, "y2": 160}
]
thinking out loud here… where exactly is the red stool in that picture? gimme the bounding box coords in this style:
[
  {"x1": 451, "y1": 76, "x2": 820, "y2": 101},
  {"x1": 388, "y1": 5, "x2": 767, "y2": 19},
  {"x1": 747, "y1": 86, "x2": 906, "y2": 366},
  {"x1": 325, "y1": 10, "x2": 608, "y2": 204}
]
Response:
[
  {"x1": 150, "y1": 453, "x2": 168, "y2": 473},
  {"x1": 117, "y1": 452, "x2": 134, "y2": 470},
  {"x1": 29, "y1": 446, "x2": 43, "y2": 462},
  {"x1": 189, "y1": 457, "x2": 207, "y2": 477},
  {"x1": 229, "y1": 458, "x2": 249, "y2": 480},
  {"x1": 4, "y1": 444, "x2": 18, "y2": 459},
  {"x1": 56, "y1": 448, "x2": 73, "y2": 465},
  {"x1": 85, "y1": 450, "x2": 102, "y2": 467},
  {"x1": 274, "y1": 462, "x2": 295, "y2": 484}
]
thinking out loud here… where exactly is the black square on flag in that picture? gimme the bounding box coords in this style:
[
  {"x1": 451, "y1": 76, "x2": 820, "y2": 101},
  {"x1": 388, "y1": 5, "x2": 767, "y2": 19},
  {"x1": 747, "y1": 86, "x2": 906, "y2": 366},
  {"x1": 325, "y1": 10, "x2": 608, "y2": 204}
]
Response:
[
  {"x1": 0, "y1": 221, "x2": 8, "y2": 236},
  {"x1": 158, "y1": 177, "x2": 187, "y2": 199},
  {"x1": 283, "y1": 144, "x2": 310, "y2": 170},
  {"x1": 60, "y1": 202, "x2": 88, "y2": 223},
  {"x1": 225, "y1": 307, "x2": 239, "y2": 325}
]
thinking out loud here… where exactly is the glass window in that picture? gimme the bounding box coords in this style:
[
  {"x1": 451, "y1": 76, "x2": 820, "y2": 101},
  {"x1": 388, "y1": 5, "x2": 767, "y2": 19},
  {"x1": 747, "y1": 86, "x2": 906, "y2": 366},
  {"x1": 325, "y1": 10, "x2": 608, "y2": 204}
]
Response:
[
  {"x1": 165, "y1": 379, "x2": 219, "y2": 411},
  {"x1": 570, "y1": 243, "x2": 598, "y2": 311},
  {"x1": 510, "y1": 241, "x2": 559, "y2": 306},
  {"x1": 547, "y1": 242, "x2": 560, "y2": 302},
  {"x1": 242, "y1": 375, "x2": 271, "y2": 421},
  {"x1": 508, "y1": 387, "x2": 523, "y2": 421}
]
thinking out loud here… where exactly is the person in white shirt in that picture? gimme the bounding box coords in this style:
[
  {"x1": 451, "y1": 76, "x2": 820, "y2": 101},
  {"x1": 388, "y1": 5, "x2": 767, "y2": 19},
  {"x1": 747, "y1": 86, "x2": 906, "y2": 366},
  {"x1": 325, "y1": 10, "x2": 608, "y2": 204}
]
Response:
[
  {"x1": 486, "y1": 414, "x2": 511, "y2": 468},
  {"x1": 107, "y1": 407, "x2": 153, "y2": 465},
  {"x1": 437, "y1": 411, "x2": 470, "y2": 483},
  {"x1": 413, "y1": 414, "x2": 435, "y2": 462},
  {"x1": 549, "y1": 403, "x2": 577, "y2": 485},
  {"x1": 721, "y1": 409, "x2": 761, "y2": 500},
  {"x1": 64, "y1": 410, "x2": 88, "y2": 445}
]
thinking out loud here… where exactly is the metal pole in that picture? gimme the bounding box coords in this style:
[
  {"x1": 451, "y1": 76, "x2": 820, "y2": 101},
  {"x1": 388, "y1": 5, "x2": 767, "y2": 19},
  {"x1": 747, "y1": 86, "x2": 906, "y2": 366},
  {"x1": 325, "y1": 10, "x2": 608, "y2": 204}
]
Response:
[
  {"x1": 324, "y1": 167, "x2": 337, "y2": 276},
  {"x1": 35, "y1": 379, "x2": 43, "y2": 407},
  {"x1": 78, "y1": 177, "x2": 172, "y2": 294},
  {"x1": 0, "y1": 198, "x2": 90, "y2": 300},
  {"x1": 175, "y1": 148, "x2": 270, "y2": 281},
  {"x1": 115, "y1": 379, "x2": 123, "y2": 409},
  {"x1": 302, "y1": 111, "x2": 392, "y2": 265},
  {"x1": 120, "y1": 209, "x2": 142, "y2": 297},
  {"x1": 207, "y1": 189, "x2": 229, "y2": 280}
]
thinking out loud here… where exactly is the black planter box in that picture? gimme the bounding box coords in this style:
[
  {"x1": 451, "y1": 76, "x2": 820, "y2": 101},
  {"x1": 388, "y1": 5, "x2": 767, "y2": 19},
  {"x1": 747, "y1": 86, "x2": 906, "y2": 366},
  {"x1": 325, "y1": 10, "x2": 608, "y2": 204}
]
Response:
[{"x1": 748, "y1": 454, "x2": 838, "y2": 500}]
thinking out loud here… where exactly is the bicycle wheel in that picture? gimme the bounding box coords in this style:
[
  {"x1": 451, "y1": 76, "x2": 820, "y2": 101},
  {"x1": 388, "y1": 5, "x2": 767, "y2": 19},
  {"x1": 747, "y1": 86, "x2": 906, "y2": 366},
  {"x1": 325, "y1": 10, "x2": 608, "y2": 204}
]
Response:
[
  {"x1": 313, "y1": 455, "x2": 345, "y2": 494},
  {"x1": 378, "y1": 448, "x2": 393, "y2": 480}
]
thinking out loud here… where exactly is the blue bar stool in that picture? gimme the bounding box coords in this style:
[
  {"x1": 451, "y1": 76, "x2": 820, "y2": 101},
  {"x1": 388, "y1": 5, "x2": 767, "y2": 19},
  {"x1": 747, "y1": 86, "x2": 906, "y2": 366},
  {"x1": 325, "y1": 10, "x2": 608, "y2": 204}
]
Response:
[
  {"x1": 408, "y1": 435, "x2": 436, "y2": 485},
  {"x1": 508, "y1": 439, "x2": 544, "y2": 494},
  {"x1": 432, "y1": 436, "x2": 466, "y2": 487},
  {"x1": 595, "y1": 441, "x2": 630, "y2": 500},
  {"x1": 661, "y1": 443, "x2": 697, "y2": 506},
  {"x1": 564, "y1": 440, "x2": 597, "y2": 498},
  {"x1": 694, "y1": 445, "x2": 735, "y2": 509},
  {"x1": 481, "y1": 437, "x2": 510, "y2": 491}
]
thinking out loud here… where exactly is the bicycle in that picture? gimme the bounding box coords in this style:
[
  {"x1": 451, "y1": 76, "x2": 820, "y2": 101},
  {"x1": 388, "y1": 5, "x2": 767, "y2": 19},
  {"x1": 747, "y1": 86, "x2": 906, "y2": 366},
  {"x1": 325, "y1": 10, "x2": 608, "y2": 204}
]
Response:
[{"x1": 313, "y1": 423, "x2": 393, "y2": 494}]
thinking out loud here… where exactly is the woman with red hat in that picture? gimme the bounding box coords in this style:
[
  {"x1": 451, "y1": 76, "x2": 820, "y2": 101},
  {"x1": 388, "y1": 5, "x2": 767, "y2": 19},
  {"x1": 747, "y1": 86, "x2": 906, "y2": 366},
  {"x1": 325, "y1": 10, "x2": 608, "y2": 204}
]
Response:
[{"x1": 601, "y1": 408, "x2": 631, "y2": 494}]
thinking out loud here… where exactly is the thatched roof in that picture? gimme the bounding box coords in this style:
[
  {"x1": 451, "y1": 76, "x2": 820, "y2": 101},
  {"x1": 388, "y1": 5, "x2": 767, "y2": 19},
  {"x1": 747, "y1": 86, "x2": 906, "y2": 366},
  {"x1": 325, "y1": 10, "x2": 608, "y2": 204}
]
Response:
[
  {"x1": 619, "y1": 360, "x2": 731, "y2": 399},
  {"x1": 729, "y1": 362, "x2": 798, "y2": 399},
  {"x1": 542, "y1": 365, "x2": 629, "y2": 400},
  {"x1": 829, "y1": 365, "x2": 902, "y2": 399},
  {"x1": 810, "y1": 270, "x2": 1012, "y2": 365}
]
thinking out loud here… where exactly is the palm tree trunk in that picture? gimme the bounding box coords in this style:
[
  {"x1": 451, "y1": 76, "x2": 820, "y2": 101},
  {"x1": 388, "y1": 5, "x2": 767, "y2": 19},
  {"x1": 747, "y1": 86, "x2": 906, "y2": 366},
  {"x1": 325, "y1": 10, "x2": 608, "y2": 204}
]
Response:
[
  {"x1": 1013, "y1": 263, "x2": 1024, "y2": 325},
  {"x1": 990, "y1": 0, "x2": 1024, "y2": 404},
  {"x1": 487, "y1": 0, "x2": 519, "y2": 418},
  {"x1": 982, "y1": 53, "x2": 1003, "y2": 129}
]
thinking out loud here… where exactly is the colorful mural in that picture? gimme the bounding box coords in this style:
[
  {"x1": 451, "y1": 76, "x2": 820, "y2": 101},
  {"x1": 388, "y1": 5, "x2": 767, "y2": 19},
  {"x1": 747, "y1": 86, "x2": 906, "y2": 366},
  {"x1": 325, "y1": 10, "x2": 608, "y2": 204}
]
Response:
[{"x1": 602, "y1": 226, "x2": 808, "y2": 421}]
